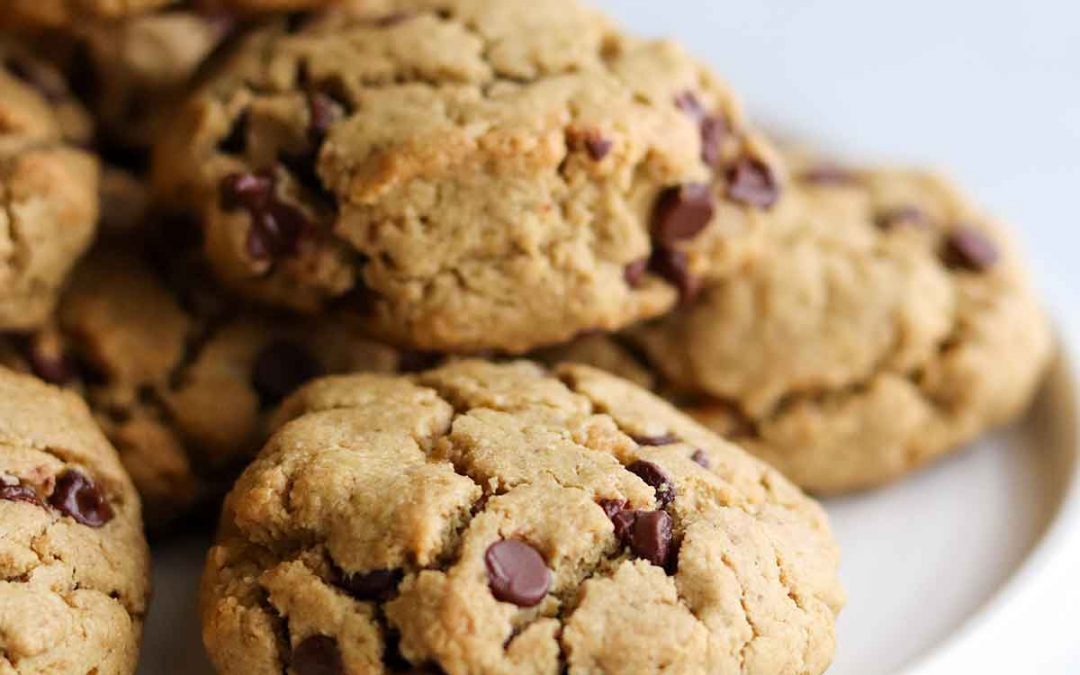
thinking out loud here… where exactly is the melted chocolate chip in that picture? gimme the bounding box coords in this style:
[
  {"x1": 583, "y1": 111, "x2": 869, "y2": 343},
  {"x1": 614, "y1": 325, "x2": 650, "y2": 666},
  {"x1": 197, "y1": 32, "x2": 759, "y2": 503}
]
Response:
[
  {"x1": 700, "y1": 115, "x2": 728, "y2": 168},
  {"x1": 727, "y1": 158, "x2": 780, "y2": 209},
  {"x1": 338, "y1": 569, "x2": 403, "y2": 602},
  {"x1": 876, "y1": 206, "x2": 928, "y2": 230},
  {"x1": 652, "y1": 183, "x2": 715, "y2": 246},
  {"x1": 251, "y1": 340, "x2": 323, "y2": 408},
  {"x1": 629, "y1": 510, "x2": 674, "y2": 568},
  {"x1": 0, "y1": 480, "x2": 41, "y2": 506},
  {"x1": 584, "y1": 134, "x2": 613, "y2": 161},
  {"x1": 26, "y1": 343, "x2": 75, "y2": 386},
  {"x1": 943, "y1": 226, "x2": 999, "y2": 272},
  {"x1": 674, "y1": 91, "x2": 706, "y2": 120},
  {"x1": 627, "y1": 460, "x2": 676, "y2": 506},
  {"x1": 598, "y1": 498, "x2": 627, "y2": 520},
  {"x1": 632, "y1": 433, "x2": 678, "y2": 446},
  {"x1": 623, "y1": 258, "x2": 648, "y2": 288},
  {"x1": 292, "y1": 635, "x2": 344, "y2": 675},
  {"x1": 220, "y1": 172, "x2": 273, "y2": 211},
  {"x1": 484, "y1": 540, "x2": 550, "y2": 607},
  {"x1": 647, "y1": 247, "x2": 700, "y2": 302},
  {"x1": 610, "y1": 509, "x2": 638, "y2": 542},
  {"x1": 49, "y1": 470, "x2": 112, "y2": 527},
  {"x1": 220, "y1": 170, "x2": 314, "y2": 261},
  {"x1": 690, "y1": 449, "x2": 710, "y2": 468}
]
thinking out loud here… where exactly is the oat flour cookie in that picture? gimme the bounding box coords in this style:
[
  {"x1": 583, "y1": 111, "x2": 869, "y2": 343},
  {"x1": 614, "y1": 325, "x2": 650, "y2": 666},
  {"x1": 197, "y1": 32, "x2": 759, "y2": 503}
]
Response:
[
  {"x1": 2, "y1": 237, "x2": 403, "y2": 526},
  {"x1": 0, "y1": 42, "x2": 99, "y2": 331},
  {"x1": 548, "y1": 161, "x2": 1053, "y2": 493},
  {"x1": 0, "y1": 367, "x2": 150, "y2": 674},
  {"x1": 155, "y1": 0, "x2": 784, "y2": 353},
  {"x1": 201, "y1": 360, "x2": 843, "y2": 674}
]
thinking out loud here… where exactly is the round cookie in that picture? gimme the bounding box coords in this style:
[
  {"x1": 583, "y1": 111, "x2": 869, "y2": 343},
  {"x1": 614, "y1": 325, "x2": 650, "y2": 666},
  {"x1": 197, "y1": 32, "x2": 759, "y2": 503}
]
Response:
[
  {"x1": 0, "y1": 42, "x2": 99, "y2": 331},
  {"x1": 547, "y1": 161, "x2": 1053, "y2": 493},
  {"x1": 1, "y1": 238, "x2": 404, "y2": 527},
  {"x1": 154, "y1": 0, "x2": 783, "y2": 354},
  {"x1": 0, "y1": 367, "x2": 150, "y2": 674},
  {"x1": 201, "y1": 360, "x2": 844, "y2": 674}
]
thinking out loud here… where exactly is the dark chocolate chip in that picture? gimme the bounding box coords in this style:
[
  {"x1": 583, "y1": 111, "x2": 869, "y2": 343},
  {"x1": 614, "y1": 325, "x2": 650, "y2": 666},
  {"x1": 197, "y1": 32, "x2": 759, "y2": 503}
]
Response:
[
  {"x1": 727, "y1": 158, "x2": 780, "y2": 209},
  {"x1": 626, "y1": 460, "x2": 676, "y2": 506},
  {"x1": 598, "y1": 498, "x2": 627, "y2": 520},
  {"x1": 291, "y1": 635, "x2": 344, "y2": 675},
  {"x1": 584, "y1": 134, "x2": 613, "y2": 161},
  {"x1": 307, "y1": 93, "x2": 338, "y2": 146},
  {"x1": 632, "y1": 433, "x2": 678, "y2": 446},
  {"x1": 218, "y1": 110, "x2": 249, "y2": 154},
  {"x1": 628, "y1": 510, "x2": 674, "y2": 568},
  {"x1": 942, "y1": 226, "x2": 999, "y2": 272},
  {"x1": 700, "y1": 115, "x2": 728, "y2": 168},
  {"x1": 220, "y1": 172, "x2": 273, "y2": 211},
  {"x1": 799, "y1": 164, "x2": 858, "y2": 186},
  {"x1": 26, "y1": 344, "x2": 75, "y2": 386},
  {"x1": 674, "y1": 90, "x2": 706, "y2": 121},
  {"x1": 0, "y1": 479, "x2": 41, "y2": 506},
  {"x1": 623, "y1": 258, "x2": 648, "y2": 288},
  {"x1": 484, "y1": 540, "x2": 550, "y2": 607},
  {"x1": 647, "y1": 247, "x2": 700, "y2": 302},
  {"x1": 338, "y1": 568, "x2": 403, "y2": 602},
  {"x1": 652, "y1": 183, "x2": 715, "y2": 246},
  {"x1": 690, "y1": 449, "x2": 710, "y2": 468},
  {"x1": 251, "y1": 340, "x2": 323, "y2": 408},
  {"x1": 221, "y1": 170, "x2": 314, "y2": 261},
  {"x1": 876, "y1": 206, "x2": 928, "y2": 230},
  {"x1": 610, "y1": 509, "x2": 638, "y2": 542},
  {"x1": 49, "y1": 470, "x2": 112, "y2": 527}
]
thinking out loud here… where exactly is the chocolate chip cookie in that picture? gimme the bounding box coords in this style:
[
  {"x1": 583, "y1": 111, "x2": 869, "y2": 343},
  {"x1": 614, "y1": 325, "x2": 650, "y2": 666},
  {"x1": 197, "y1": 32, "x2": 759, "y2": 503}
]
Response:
[
  {"x1": 0, "y1": 0, "x2": 339, "y2": 28},
  {"x1": 547, "y1": 160, "x2": 1053, "y2": 493},
  {"x1": 0, "y1": 42, "x2": 99, "y2": 331},
  {"x1": 154, "y1": 0, "x2": 783, "y2": 353},
  {"x1": 0, "y1": 366, "x2": 150, "y2": 674},
  {"x1": 2, "y1": 237, "x2": 403, "y2": 527},
  {"x1": 201, "y1": 360, "x2": 844, "y2": 674}
]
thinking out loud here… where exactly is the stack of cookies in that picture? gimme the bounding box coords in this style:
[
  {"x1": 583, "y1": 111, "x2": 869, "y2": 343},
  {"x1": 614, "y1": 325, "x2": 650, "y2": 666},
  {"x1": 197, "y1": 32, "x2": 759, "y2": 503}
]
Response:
[{"x1": 0, "y1": 0, "x2": 1052, "y2": 673}]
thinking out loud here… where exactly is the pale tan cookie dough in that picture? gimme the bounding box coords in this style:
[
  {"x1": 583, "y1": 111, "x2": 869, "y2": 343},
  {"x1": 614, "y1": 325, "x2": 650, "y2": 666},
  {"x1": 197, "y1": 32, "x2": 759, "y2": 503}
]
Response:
[
  {"x1": 0, "y1": 42, "x2": 99, "y2": 331},
  {"x1": 1, "y1": 236, "x2": 403, "y2": 527},
  {"x1": 547, "y1": 160, "x2": 1053, "y2": 493},
  {"x1": 0, "y1": 0, "x2": 342, "y2": 28},
  {"x1": 154, "y1": 0, "x2": 783, "y2": 354},
  {"x1": 202, "y1": 360, "x2": 843, "y2": 674},
  {"x1": 0, "y1": 367, "x2": 150, "y2": 674}
]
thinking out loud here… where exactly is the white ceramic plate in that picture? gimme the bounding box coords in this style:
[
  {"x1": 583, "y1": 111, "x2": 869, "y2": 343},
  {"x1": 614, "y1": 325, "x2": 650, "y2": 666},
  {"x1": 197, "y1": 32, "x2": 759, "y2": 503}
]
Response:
[{"x1": 138, "y1": 342, "x2": 1079, "y2": 675}]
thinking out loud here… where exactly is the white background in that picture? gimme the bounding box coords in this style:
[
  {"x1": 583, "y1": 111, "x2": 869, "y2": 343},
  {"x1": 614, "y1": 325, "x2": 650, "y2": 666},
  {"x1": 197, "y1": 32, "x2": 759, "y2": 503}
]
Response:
[{"x1": 593, "y1": 1, "x2": 1080, "y2": 672}]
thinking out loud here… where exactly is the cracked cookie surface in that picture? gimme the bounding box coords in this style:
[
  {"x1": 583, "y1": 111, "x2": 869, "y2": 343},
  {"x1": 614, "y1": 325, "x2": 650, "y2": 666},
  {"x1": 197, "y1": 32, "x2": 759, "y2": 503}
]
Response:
[
  {"x1": 201, "y1": 360, "x2": 843, "y2": 674},
  {"x1": 0, "y1": 42, "x2": 98, "y2": 331},
  {"x1": 545, "y1": 160, "x2": 1053, "y2": 493},
  {"x1": 154, "y1": 0, "x2": 782, "y2": 353},
  {"x1": 1, "y1": 235, "x2": 404, "y2": 527},
  {"x1": 0, "y1": 367, "x2": 150, "y2": 675}
]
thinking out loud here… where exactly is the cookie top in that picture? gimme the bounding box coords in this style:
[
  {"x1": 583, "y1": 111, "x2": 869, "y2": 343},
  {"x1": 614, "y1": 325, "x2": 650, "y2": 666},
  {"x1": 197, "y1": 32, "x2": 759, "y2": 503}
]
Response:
[
  {"x1": 154, "y1": 0, "x2": 783, "y2": 353},
  {"x1": 550, "y1": 161, "x2": 1053, "y2": 493},
  {"x1": 202, "y1": 360, "x2": 843, "y2": 674},
  {"x1": 0, "y1": 42, "x2": 99, "y2": 331},
  {"x1": 2, "y1": 237, "x2": 404, "y2": 526},
  {"x1": 0, "y1": 367, "x2": 150, "y2": 674},
  {"x1": 0, "y1": 0, "x2": 339, "y2": 28}
]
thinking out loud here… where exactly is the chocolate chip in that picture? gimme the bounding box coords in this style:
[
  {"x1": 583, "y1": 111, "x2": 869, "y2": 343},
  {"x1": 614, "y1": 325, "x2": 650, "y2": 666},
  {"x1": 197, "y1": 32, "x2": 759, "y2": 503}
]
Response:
[
  {"x1": 218, "y1": 111, "x2": 249, "y2": 154},
  {"x1": 700, "y1": 115, "x2": 728, "y2": 168},
  {"x1": 610, "y1": 509, "x2": 638, "y2": 542},
  {"x1": 220, "y1": 172, "x2": 273, "y2": 211},
  {"x1": 338, "y1": 568, "x2": 403, "y2": 602},
  {"x1": 647, "y1": 247, "x2": 699, "y2": 302},
  {"x1": 397, "y1": 351, "x2": 444, "y2": 374},
  {"x1": 291, "y1": 635, "x2": 344, "y2": 675},
  {"x1": 251, "y1": 340, "x2": 323, "y2": 408},
  {"x1": 632, "y1": 433, "x2": 678, "y2": 446},
  {"x1": 26, "y1": 343, "x2": 75, "y2": 386},
  {"x1": 800, "y1": 164, "x2": 857, "y2": 186},
  {"x1": 484, "y1": 540, "x2": 550, "y2": 607},
  {"x1": 49, "y1": 470, "x2": 112, "y2": 527},
  {"x1": 690, "y1": 449, "x2": 710, "y2": 468},
  {"x1": 626, "y1": 460, "x2": 676, "y2": 506},
  {"x1": 652, "y1": 184, "x2": 715, "y2": 246},
  {"x1": 943, "y1": 226, "x2": 999, "y2": 272},
  {"x1": 584, "y1": 134, "x2": 613, "y2": 161},
  {"x1": 598, "y1": 498, "x2": 627, "y2": 520},
  {"x1": 0, "y1": 479, "x2": 41, "y2": 506},
  {"x1": 221, "y1": 170, "x2": 314, "y2": 261},
  {"x1": 876, "y1": 206, "x2": 928, "y2": 230},
  {"x1": 307, "y1": 93, "x2": 339, "y2": 146},
  {"x1": 727, "y1": 158, "x2": 780, "y2": 209},
  {"x1": 628, "y1": 510, "x2": 674, "y2": 568},
  {"x1": 674, "y1": 91, "x2": 706, "y2": 120},
  {"x1": 623, "y1": 258, "x2": 648, "y2": 288}
]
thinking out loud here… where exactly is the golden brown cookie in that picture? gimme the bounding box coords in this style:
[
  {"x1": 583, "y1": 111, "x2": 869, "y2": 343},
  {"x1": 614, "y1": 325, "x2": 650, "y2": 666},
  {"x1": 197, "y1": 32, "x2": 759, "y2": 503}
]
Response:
[
  {"x1": 0, "y1": 367, "x2": 150, "y2": 674},
  {"x1": 201, "y1": 360, "x2": 843, "y2": 674},
  {"x1": 154, "y1": 0, "x2": 783, "y2": 354}
]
